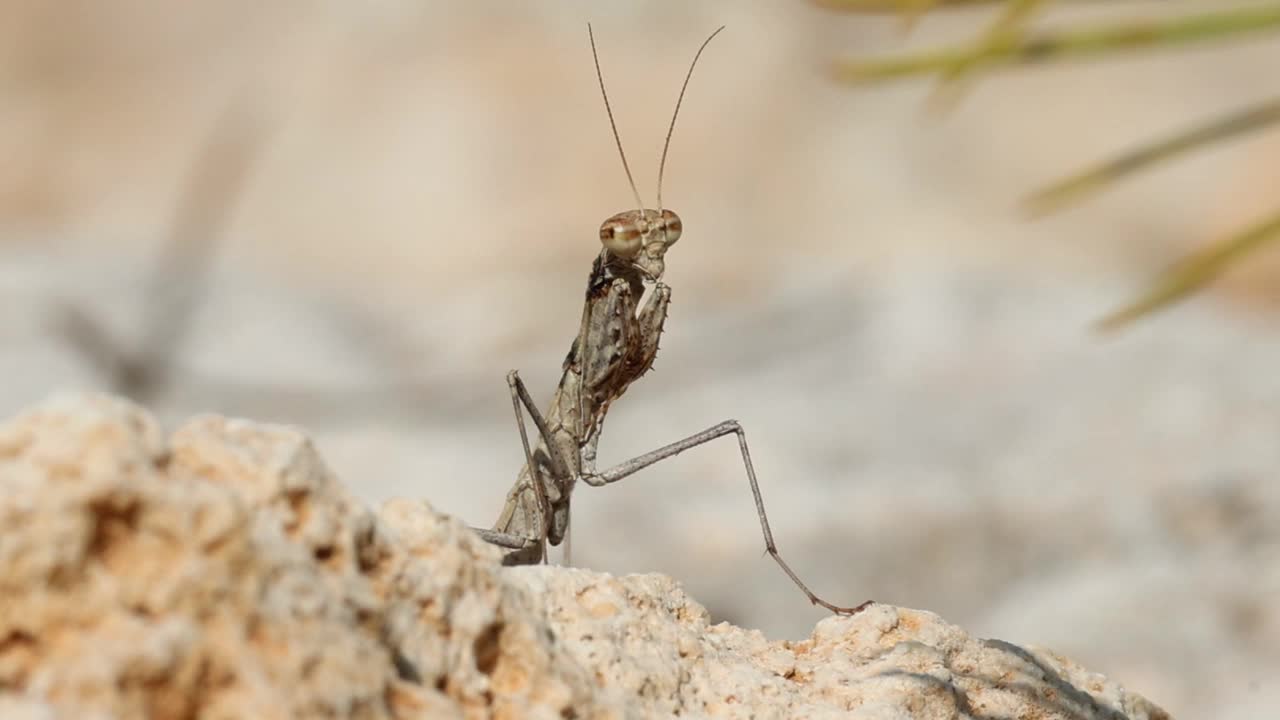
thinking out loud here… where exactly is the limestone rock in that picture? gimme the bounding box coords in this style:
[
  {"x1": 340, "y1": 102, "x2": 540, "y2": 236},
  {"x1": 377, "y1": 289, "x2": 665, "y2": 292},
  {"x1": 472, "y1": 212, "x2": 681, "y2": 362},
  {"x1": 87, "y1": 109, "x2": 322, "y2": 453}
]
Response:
[{"x1": 0, "y1": 393, "x2": 1171, "y2": 719}]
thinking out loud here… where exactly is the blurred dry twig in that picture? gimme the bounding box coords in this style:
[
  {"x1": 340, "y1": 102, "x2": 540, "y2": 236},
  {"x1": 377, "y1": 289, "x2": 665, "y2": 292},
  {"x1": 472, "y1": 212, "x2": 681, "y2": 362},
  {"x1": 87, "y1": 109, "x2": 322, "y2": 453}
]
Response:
[
  {"x1": 54, "y1": 100, "x2": 268, "y2": 402},
  {"x1": 47, "y1": 99, "x2": 448, "y2": 421}
]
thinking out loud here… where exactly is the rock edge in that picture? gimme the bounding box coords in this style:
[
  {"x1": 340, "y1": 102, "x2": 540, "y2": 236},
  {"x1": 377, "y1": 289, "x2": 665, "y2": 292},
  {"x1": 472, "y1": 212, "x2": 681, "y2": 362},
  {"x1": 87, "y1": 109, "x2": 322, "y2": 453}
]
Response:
[{"x1": 0, "y1": 393, "x2": 1172, "y2": 719}]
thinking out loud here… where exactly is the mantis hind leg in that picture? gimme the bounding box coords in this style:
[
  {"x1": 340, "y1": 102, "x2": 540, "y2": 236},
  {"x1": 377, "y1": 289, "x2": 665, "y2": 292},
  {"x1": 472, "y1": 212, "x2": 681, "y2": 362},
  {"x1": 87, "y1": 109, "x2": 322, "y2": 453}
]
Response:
[
  {"x1": 582, "y1": 419, "x2": 873, "y2": 616},
  {"x1": 471, "y1": 527, "x2": 545, "y2": 566}
]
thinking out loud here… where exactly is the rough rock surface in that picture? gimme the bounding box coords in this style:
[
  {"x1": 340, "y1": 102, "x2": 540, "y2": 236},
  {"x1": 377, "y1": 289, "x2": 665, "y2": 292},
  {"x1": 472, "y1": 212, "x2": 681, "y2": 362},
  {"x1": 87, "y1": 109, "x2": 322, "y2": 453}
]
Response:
[{"x1": 0, "y1": 393, "x2": 1171, "y2": 719}]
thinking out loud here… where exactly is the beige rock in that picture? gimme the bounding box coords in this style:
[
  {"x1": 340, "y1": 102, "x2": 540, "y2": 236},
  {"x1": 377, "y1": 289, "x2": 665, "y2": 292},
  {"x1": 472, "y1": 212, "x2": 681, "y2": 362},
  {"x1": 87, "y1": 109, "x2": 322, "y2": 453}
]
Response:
[
  {"x1": 510, "y1": 566, "x2": 1171, "y2": 719},
  {"x1": 0, "y1": 393, "x2": 1171, "y2": 719}
]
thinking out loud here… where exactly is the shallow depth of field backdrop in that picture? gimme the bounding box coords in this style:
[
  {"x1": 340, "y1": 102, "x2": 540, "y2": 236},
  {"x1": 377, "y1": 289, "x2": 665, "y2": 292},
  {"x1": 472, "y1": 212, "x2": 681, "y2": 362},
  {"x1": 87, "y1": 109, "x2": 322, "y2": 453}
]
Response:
[{"x1": 2, "y1": 2, "x2": 1278, "y2": 718}]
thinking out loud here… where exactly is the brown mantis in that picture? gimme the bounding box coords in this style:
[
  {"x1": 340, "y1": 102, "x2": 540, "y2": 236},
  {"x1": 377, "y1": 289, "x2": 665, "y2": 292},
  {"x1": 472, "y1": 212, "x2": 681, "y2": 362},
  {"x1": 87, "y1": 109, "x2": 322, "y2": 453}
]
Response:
[{"x1": 472, "y1": 25, "x2": 872, "y2": 616}]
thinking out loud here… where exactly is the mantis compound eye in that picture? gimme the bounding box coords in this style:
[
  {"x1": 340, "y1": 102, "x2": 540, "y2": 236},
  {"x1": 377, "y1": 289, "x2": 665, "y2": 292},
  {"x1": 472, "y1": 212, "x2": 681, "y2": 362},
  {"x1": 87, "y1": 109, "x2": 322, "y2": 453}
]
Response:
[
  {"x1": 599, "y1": 218, "x2": 644, "y2": 258},
  {"x1": 656, "y1": 209, "x2": 682, "y2": 246}
]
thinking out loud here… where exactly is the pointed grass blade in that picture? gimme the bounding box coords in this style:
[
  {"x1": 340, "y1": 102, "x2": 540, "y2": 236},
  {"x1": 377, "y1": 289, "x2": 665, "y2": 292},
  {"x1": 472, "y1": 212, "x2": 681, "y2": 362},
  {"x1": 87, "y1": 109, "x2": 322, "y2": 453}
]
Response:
[
  {"x1": 834, "y1": 4, "x2": 1280, "y2": 84},
  {"x1": 1097, "y1": 211, "x2": 1280, "y2": 332},
  {"x1": 812, "y1": 0, "x2": 1023, "y2": 12},
  {"x1": 1025, "y1": 97, "x2": 1280, "y2": 217},
  {"x1": 928, "y1": 0, "x2": 1049, "y2": 111}
]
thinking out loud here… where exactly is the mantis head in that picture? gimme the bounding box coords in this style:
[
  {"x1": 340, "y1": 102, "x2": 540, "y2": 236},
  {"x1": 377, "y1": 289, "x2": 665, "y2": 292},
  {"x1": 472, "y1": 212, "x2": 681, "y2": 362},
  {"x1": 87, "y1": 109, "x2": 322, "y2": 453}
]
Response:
[
  {"x1": 598, "y1": 208, "x2": 681, "y2": 281},
  {"x1": 587, "y1": 23, "x2": 719, "y2": 284}
]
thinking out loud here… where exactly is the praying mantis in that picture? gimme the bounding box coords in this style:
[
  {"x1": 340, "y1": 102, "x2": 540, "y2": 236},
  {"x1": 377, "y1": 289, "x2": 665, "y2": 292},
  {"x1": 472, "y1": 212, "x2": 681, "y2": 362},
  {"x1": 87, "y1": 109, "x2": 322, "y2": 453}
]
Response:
[{"x1": 472, "y1": 25, "x2": 871, "y2": 617}]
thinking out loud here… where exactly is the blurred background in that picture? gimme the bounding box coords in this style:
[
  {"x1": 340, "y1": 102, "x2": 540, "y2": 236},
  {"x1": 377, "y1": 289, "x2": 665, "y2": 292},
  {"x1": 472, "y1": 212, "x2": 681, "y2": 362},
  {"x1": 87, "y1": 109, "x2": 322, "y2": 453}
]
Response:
[{"x1": 2, "y1": 1, "x2": 1278, "y2": 717}]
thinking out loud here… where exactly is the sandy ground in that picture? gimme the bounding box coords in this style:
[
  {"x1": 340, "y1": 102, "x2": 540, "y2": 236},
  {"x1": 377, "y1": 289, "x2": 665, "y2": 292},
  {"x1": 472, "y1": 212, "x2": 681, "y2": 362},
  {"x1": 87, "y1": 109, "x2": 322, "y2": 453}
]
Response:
[{"x1": 2, "y1": 2, "x2": 1279, "y2": 717}]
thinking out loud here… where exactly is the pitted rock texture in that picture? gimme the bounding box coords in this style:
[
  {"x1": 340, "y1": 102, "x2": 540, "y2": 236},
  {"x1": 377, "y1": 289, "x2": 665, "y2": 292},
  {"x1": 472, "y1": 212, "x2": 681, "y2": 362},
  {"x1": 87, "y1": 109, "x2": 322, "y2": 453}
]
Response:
[{"x1": 0, "y1": 393, "x2": 1171, "y2": 719}]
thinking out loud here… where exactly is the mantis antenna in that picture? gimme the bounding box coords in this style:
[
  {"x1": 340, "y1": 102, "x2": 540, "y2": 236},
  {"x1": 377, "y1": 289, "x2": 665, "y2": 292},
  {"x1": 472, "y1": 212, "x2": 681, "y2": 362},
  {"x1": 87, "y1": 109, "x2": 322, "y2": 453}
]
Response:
[
  {"x1": 657, "y1": 25, "x2": 725, "y2": 215},
  {"x1": 588, "y1": 23, "x2": 646, "y2": 217}
]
